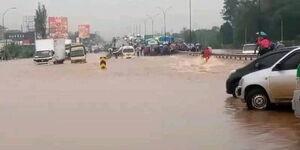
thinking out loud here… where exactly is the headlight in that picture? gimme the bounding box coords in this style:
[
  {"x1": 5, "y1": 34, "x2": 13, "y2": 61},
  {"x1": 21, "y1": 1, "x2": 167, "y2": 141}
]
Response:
[{"x1": 239, "y1": 78, "x2": 244, "y2": 86}]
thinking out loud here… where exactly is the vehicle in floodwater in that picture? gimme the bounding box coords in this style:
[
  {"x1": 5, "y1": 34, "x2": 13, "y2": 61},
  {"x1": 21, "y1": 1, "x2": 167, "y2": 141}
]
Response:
[
  {"x1": 236, "y1": 47, "x2": 300, "y2": 110},
  {"x1": 34, "y1": 39, "x2": 66, "y2": 64},
  {"x1": 242, "y1": 44, "x2": 258, "y2": 54},
  {"x1": 121, "y1": 46, "x2": 135, "y2": 59},
  {"x1": 226, "y1": 47, "x2": 297, "y2": 97},
  {"x1": 70, "y1": 44, "x2": 87, "y2": 63}
]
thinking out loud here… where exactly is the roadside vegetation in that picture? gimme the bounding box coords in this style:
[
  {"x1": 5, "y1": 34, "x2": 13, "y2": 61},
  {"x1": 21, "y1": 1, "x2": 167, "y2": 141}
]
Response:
[{"x1": 0, "y1": 44, "x2": 35, "y2": 60}]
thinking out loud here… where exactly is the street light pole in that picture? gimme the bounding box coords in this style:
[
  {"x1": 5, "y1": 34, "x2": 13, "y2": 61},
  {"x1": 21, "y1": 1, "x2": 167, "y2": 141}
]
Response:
[
  {"x1": 258, "y1": 0, "x2": 262, "y2": 36},
  {"x1": 147, "y1": 14, "x2": 159, "y2": 37},
  {"x1": 157, "y1": 6, "x2": 172, "y2": 38},
  {"x1": 2, "y1": 7, "x2": 16, "y2": 60},
  {"x1": 2, "y1": 7, "x2": 16, "y2": 36},
  {"x1": 189, "y1": 0, "x2": 192, "y2": 43},
  {"x1": 280, "y1": 16, "x2": 284, "y2": 42},
  {"x1": 144, "y1": 20, "x2": 147, "y2": 36}
]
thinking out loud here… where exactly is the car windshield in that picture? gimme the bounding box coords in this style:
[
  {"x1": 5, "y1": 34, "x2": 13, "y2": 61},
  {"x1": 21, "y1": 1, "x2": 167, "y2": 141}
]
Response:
[
  {"x1": 70, "y1": 49, "x2": 84, "y2": 57},
  {"x1": 35, "y1": 50, "x2": 51, "y2": 58},
  {"x1": 123, "y1": 49, "x2": 134, "y2": 53}
]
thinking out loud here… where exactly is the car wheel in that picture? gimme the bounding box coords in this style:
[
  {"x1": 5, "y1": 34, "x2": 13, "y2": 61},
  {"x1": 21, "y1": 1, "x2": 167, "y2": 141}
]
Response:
[{"x1": 246, "y1": 88, "x2": 271, "y2": 110}]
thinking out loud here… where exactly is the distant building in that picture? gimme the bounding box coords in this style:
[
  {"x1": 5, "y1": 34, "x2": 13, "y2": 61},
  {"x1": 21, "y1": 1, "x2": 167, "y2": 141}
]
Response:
[{"x1": 5, "y1": 30, "x2": 35, "y2": 45}]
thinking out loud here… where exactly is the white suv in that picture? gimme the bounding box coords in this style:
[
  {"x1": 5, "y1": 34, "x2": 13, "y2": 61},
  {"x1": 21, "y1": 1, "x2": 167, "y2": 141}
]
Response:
[{"x1": 236, "y1": 47, "x2": 300, "y2": 110}]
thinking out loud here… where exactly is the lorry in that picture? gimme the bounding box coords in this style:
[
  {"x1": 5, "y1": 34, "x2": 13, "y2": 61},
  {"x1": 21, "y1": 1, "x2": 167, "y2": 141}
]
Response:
[
  {"x1": 34, "y1": 39, "x2": 66, "y2": 64},
  {"x1": 70, "y1": 44, "x2": 87, "y2": 63},
  {"x1": 65, "y1": 39, "x2": 72, "y2": 58}
]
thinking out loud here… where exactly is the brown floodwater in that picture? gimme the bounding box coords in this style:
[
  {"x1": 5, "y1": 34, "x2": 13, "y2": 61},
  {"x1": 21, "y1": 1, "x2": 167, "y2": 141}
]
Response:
[{"x1": 0, "y1": 54, "x2": 299, "y2": 150}]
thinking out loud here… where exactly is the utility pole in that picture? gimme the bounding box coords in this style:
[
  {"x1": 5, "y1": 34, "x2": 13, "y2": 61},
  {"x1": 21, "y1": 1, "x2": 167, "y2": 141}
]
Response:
[
  {"x1": 258, "y1": 0, "x2": 262, "y2": 36},
  {"x1": 144, "y1": 20, "x2": 147, "y2": 36},
  {"x1": 245, "y1": 24, "x2": 248, "y2": 44},
  {"x1": 189, "y1": 0, "x2": 192, "y2": 43},
  {"x1": 280, "y1": 16, "x2": 284, "y2": 42}
]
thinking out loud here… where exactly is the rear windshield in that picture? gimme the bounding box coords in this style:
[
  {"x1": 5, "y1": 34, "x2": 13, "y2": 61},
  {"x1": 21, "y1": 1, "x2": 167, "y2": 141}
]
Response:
[{"x1": 35, "y1": 51, "x2": 51, "y2": 58}]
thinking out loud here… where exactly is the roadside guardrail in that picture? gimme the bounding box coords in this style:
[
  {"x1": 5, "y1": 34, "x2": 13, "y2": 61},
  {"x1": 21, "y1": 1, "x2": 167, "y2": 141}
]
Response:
[
  {"x1": 214, "y1": 53, "x2": 257, "y2": 61},
  {"x1": 176, "y1": 50, "x2": 257, "y2": 61}
]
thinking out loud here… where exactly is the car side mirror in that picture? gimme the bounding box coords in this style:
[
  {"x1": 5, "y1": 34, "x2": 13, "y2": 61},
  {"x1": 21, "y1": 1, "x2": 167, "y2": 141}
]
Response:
[{"x1": 273, "y1": 63, "x2": 282, "y2": 71}]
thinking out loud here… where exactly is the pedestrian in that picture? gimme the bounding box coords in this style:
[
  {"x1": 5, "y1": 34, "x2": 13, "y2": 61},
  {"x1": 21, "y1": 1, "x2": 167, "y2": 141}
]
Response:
[
  {"x1": 258, "y1": 37, "x2": 272, "y2": 56},
  {"x1": 203, "y1": 46, "x2": 212, "y2": 63}
]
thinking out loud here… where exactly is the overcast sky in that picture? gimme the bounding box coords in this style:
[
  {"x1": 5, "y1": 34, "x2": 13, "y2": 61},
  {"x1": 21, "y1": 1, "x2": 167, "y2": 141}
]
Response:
[{"x1": 1, "y1": 0, "x2": 224, "y2": 40}]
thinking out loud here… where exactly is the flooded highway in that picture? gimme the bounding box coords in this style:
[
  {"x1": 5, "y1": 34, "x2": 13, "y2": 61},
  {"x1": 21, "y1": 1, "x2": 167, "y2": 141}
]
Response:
[{"x1": 0, "y1": 54, "x2": 300, "y2": 150}]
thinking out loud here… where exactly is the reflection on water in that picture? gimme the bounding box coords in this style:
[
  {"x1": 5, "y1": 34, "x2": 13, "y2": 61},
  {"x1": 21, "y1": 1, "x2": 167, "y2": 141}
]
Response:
[{"x1": 224, "y1": 97, "x2": 300, "y2": 150}]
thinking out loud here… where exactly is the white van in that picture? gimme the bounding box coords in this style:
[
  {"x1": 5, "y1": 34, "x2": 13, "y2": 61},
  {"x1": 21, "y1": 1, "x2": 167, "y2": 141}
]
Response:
[
  {"x1": 236, "y1": 47, "x2": 300, "y2": 110},
  {"x1": 121, "y1": 46, "x2": 135, "y2": 59}
]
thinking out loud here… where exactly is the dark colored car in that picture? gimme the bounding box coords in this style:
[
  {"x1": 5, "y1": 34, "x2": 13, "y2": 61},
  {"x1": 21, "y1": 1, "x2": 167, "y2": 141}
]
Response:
[{"x1": 226, "y1": 47, "x2": 297, "y2": 97}]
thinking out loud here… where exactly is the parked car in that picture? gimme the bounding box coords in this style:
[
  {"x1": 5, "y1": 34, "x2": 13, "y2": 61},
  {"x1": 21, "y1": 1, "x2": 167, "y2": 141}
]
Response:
[
  {"x1": 226, "y1": 47, "x2": 297, "y2": 97},
  {"x1": 236, "y1": 47, "x2": 300, "y2": 110}
]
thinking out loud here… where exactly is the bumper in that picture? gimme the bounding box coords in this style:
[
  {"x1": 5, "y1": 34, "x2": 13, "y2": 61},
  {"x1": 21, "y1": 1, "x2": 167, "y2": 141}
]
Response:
[
  {"x1": 226, "y1": 79, "x2": 235, "y2": 94},
  {"x1": 33, "y1": 57, "x2": 52, "y2": 62},
  {"x1": 235, "y1": 86, "x2": 246, "y2": 103},
  {"x1": 124, "y1": 56, "x2": 134, "y2": 59},
  {"x1": 71, "y1": 56, "x2": 86, "y2": 62}
]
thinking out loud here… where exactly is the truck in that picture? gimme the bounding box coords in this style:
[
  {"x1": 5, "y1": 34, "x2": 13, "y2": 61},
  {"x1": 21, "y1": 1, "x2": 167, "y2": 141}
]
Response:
[
  {"x1": 34, "y1": 39, "x2": 66, "y2": 64},
  {"x1": 65, "y1": 39, "x2": 72, "y2": 59},
  {"x1": 70, "y1": 44, "x2": 87, "y2": 63}
]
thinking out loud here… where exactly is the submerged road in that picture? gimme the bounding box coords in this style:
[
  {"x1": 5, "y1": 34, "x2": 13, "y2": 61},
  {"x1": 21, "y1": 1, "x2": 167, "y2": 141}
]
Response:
[{"x1": 0, "y1": 54, "x2": 299, "y2": 150}]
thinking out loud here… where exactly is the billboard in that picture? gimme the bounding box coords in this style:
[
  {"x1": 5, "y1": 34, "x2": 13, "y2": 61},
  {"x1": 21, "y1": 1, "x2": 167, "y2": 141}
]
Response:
[
  {"x1": 48, "y1": 17, "x2": 68, "y2": 39},
  {"x1": 78, "y1": 24, "x2": 90, "y2": 39}
]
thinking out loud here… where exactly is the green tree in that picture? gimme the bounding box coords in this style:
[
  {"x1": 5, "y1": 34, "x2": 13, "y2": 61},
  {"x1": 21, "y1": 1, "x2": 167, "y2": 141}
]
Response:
[
  {"x1": 222, "y1": 0, "x2": 239, "y2": 24},
  {"x1": 220, "y1": 22, "x2": 233, "y2": 44},
  {"x1": 222, "y1": 0, "x2": 300, "y2": 46},
  {"x1": 34, "y1": 3, "x2": 47, "y2": 39}
]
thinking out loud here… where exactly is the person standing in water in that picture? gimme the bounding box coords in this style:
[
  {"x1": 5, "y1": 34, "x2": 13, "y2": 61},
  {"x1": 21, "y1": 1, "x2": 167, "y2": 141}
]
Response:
[{"x1": 202, "y1": 46, "x2": 212, "y2": 63}]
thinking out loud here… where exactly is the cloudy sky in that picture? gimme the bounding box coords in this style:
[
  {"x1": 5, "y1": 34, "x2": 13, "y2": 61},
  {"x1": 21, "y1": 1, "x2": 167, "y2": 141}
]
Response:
[{"x1": 1, "y1": 0, "x2": 224, "y2": 40}]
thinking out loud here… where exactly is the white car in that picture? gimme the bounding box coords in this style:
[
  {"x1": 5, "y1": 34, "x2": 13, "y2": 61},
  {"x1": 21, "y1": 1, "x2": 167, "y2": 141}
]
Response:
[
  {"x1": 242, "y1": 44, "x2": 258, "y2": 54},
  {"x1": 236, "y1": 47, "x2": 300, "y2": 110},
  {"x1": 121, "y1": 46, "x2": 135, "y2": 59}
]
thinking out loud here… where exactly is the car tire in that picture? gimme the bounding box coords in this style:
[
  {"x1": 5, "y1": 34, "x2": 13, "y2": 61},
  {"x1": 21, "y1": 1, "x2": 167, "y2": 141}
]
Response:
[
  {"x1": 246, "y1": 88, "x2": 271, "y2": 110},
  {"x1": 232, "y1": 92, "x2": 237, "y2": 98}
]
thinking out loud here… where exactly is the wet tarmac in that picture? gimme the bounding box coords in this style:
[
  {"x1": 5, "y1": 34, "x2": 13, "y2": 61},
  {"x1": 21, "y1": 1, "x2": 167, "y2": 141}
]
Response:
[{"x1": 0, "y1": 54, "x2": 299, "y2": 150}]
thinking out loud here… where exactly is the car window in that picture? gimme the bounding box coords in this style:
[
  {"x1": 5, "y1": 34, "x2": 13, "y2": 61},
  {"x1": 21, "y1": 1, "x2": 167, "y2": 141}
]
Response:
[
  {"x1": 257, "y1": 52, "x2": 288, "y2": 69},
  {"x1": 280, "y1": 52, "x2": 300, "y2": 70}
]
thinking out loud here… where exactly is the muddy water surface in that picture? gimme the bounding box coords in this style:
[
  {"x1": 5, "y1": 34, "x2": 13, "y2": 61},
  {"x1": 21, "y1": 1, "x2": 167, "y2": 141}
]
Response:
[{"x1": 0, "y1": 55, "x2": 299, "y2": 150}]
